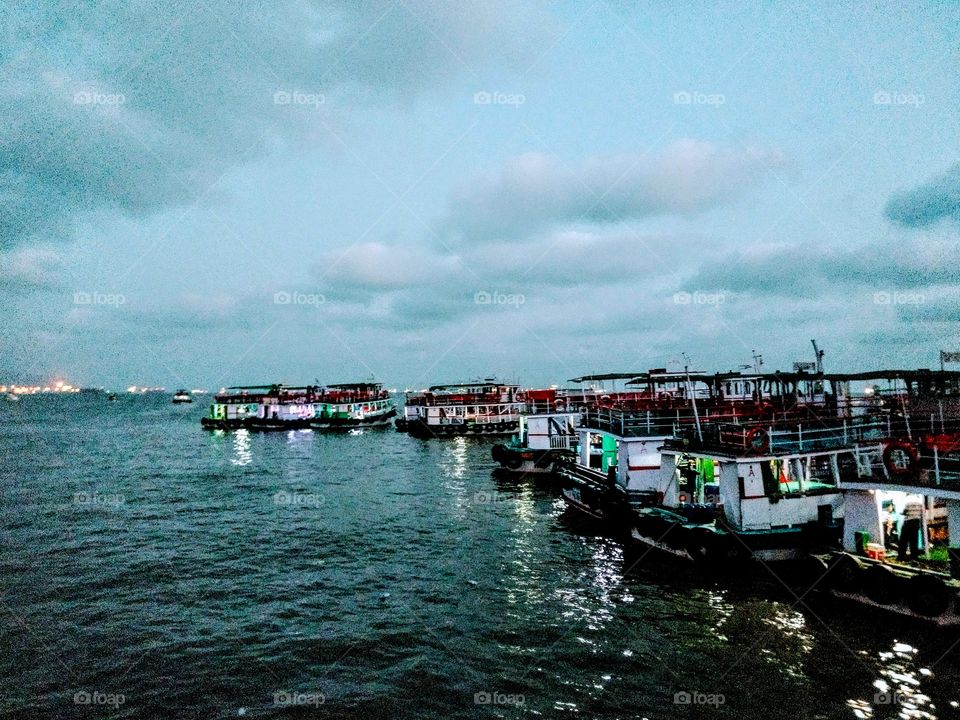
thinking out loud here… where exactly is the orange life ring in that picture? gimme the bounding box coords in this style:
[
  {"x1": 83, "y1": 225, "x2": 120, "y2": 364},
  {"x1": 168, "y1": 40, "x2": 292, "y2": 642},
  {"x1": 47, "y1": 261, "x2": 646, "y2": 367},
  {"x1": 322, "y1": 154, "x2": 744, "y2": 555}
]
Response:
[
  {"x1": 882, "y1": 439, "x2": 919, "y2": 477},
  {"x1": 746, "y1": 426, "x2": 770, "y2": 454}
]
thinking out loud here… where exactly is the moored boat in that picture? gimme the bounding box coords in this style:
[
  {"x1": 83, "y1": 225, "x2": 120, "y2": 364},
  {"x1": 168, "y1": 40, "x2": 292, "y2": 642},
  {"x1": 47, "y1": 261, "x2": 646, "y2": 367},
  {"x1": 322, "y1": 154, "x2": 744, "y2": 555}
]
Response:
[
  {"x1": 172, "y1": 389, "x2": 193, "y2": 403},
  {"x1": 491, "y1": 410, "x2": 580, "y2": 474},
  {"x1": 201, "y1": 382, "x2": 394, "y2": 430},
  {"x1": 399, "y1": 379, "x2": 524, "y2": 438}
]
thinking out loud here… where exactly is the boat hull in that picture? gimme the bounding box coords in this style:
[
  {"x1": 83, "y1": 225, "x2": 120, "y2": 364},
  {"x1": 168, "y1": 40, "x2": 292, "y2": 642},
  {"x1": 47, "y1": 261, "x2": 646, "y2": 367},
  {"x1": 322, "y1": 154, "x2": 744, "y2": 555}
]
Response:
[
  {"x1": 404, "y1": 419, "x2": 520, "y2": 439},
  {"x1": 490, "y1": 444, "x2": 574, "y2": 474},
  {"x1": 309, "y1": 406, "x2": 397, "y2": 429}
]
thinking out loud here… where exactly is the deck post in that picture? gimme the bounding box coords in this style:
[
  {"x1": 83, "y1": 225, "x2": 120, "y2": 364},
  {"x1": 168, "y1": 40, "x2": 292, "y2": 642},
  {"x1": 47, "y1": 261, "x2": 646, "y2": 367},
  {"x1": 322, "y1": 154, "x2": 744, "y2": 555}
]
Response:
[{"x1": 947, "y1": 499, "x2": 960, "y2": 562}]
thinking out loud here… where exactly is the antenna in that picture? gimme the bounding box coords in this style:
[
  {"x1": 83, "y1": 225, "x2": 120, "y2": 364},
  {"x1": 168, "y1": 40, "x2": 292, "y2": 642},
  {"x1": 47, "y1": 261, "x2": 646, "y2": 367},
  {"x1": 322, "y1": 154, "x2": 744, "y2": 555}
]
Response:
[{"x1": 751, "y1": 350, "x2": 764, "y2": 374}]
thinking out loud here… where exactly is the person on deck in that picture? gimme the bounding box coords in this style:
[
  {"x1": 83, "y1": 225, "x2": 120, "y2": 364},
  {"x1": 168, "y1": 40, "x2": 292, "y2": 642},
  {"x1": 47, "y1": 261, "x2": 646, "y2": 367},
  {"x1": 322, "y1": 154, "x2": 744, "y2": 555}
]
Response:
[
  {"x1": 882, "y1": 501, "x2": 899, "y2": 550},
  {"x1": 899, "y1": 499, "x2": 924, "y2": 561}
]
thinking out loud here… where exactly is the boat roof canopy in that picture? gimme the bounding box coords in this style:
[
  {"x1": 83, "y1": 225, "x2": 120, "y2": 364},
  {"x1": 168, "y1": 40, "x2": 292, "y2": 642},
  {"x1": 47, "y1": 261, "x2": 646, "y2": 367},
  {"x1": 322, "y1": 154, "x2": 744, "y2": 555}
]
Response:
[
  {"x1": 569, "y1": 373, "x2": 649, "y2": 382},
  {"x1": 427, "y1": 380, "x2": 519, "y2": 391},
  {"x1": 824, "y1": 369, "x2": 960, "y2": 382}
]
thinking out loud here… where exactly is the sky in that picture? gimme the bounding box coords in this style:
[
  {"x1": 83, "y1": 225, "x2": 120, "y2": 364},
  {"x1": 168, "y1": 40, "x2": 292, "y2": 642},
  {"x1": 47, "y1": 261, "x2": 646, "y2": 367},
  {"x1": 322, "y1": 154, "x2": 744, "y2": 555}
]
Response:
[{"x1": 2, "y1": 1, "x2": 959, "y2": 391}]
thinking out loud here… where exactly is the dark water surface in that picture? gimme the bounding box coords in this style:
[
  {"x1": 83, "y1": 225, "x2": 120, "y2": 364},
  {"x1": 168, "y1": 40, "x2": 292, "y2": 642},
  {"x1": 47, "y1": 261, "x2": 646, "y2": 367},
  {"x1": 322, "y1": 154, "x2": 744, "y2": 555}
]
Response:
[{"x1": 3, "y1": 394, "x2": 960, "y2": 719}]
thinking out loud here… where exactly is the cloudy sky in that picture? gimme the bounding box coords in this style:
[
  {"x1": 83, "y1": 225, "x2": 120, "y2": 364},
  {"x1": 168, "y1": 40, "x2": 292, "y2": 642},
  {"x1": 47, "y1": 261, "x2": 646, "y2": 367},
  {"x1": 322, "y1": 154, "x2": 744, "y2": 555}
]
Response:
[{"x1": 2, "y1": 1, "x2": 959, "y2": 390}]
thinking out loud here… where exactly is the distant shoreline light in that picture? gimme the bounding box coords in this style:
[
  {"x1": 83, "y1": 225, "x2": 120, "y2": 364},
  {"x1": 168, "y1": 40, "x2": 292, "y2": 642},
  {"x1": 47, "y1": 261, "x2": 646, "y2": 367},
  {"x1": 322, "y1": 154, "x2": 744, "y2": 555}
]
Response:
[{"x1": 1, "y1": 381, "x2": 81, "y2": 394}]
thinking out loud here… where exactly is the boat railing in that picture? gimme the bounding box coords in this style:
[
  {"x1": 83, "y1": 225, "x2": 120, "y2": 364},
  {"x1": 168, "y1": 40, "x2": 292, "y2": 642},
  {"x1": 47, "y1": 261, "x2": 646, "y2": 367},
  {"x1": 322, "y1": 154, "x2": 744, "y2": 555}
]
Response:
[
  {"x1": 671, "y1": 415, "x2": 960, "y2": 456},
  {"x1": 851, "y1": 443, "x2": 960, "y2": 491}
]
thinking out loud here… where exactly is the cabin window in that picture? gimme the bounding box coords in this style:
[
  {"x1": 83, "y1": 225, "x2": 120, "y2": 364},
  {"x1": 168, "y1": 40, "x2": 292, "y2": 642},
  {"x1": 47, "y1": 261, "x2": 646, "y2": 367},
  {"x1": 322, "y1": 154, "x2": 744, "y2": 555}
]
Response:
[
  {"x1": 805, "y1": 455, "x2": 837, "y2": 490},
  {"x1": 836, "y1": 452, "x2": 860, "y2": 483},
  {"x1": 768, "y1": 459, "x2": 802, "y2": 494}
]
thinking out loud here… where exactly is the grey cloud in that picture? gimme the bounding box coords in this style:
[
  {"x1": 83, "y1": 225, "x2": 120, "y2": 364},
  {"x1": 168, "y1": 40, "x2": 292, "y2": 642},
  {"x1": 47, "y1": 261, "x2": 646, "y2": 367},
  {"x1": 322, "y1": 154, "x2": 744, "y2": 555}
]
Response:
[
  {"x1": 885, "y1": 164, "x2": 960, "y2": 228},
  {"x1": 0, "y1": 1, "x2": 554, "y2": 250},
  {"x1": 442, "y1": 140, "x2": 788, "y2": 244}
]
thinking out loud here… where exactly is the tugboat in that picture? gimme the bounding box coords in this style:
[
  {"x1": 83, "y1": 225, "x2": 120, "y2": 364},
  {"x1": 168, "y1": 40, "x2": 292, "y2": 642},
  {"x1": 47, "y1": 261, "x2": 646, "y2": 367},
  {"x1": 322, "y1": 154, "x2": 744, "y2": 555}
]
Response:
[
  {"x1": 172, "y1": 389, "x2": 193, "y2": 403},
  {"x1": 399, "y1": 379, "x2": 524, "y2": 439}
]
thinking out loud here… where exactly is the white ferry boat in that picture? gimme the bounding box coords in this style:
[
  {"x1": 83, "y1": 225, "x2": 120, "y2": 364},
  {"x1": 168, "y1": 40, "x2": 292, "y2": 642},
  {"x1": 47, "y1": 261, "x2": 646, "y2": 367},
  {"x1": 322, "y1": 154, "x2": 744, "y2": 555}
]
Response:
[
  {"x1": 557, "y1": 369, "x2": 835, "y2": 521},
  {"x1": 201, "y1": 382, "x2": 394, "y2": 430},
  {"x1": 398, "y1": 379, "x2": 524, "y2": 438}
]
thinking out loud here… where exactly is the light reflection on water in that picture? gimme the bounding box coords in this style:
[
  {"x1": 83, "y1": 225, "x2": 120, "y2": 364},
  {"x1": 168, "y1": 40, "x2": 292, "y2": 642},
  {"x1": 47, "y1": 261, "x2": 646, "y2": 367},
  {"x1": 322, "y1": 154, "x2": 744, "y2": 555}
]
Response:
[
  {"x1": 230, "y1": 429, "x2": 252, "y2": 466},
  {"x1": 847, "y1": 641, "x2": 940, "y2": 719}
]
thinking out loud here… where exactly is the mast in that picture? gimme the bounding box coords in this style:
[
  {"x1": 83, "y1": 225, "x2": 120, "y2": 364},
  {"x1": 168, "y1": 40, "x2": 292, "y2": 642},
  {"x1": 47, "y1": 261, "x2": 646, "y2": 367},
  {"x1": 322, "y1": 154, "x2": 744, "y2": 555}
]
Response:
[{"x1": 682, "y1": 352, "x2": 703, "y2": 442}]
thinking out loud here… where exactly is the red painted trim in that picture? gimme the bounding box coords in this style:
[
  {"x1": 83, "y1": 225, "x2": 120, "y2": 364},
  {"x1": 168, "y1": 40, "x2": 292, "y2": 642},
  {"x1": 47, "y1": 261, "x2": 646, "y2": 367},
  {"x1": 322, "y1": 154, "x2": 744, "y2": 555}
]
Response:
[{"x1": 628, "y1": 465, "x2": 660, "y2": 471}]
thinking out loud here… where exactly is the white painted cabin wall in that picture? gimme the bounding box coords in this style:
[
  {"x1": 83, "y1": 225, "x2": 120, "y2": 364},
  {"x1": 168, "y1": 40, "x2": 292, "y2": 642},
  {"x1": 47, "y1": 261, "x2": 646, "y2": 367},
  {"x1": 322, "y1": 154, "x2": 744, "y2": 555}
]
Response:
[
  {"x1": 948, "y1": 499, "x2": 960, "y2": 549},
  {"x1": 719, "y1": 462, "x2": 742, "y2": 529},
  {"x1": 842, "y1": 490, "x2": 882, "y2": 552}
]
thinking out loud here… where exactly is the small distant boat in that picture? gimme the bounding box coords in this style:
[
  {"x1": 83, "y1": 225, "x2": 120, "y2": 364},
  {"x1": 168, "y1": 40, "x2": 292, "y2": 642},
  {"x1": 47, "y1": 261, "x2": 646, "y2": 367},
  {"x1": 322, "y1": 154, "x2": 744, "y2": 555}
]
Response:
[
  {"x1": 5, "y1": 392, "x2": 19, "y2": 402},
  {"x1": 107, "y1": 393, "x2": 117, "y2": 401},
  {"x1": 172, "y1": 389, "x2": 193, "y2": 404}
]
